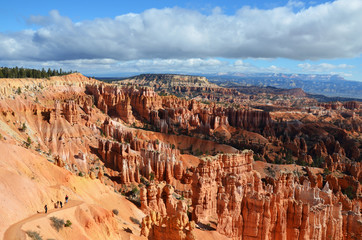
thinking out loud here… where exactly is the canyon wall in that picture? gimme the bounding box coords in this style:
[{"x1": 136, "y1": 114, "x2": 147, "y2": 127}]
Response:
[{"x1": 86, "y1": 84, "x2": 272, "y2": 135}]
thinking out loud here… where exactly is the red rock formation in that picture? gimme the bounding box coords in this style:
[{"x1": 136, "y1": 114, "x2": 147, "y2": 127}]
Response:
[
  {"x1": 141, "y1": 202, "x2": 196, "y2": 240},
  {"x1": 98, "y1": 137, "x2": 185, "y2": 184},
  {"x1": 319, "y1": 102, "x2": 343, "y2": 110},
  {"x1": 140, "y1": 183, "x2": 181, "y2": 217},
  {"x1": 97, "y1": 119, "x2": 186, "y2": 184},
  {"x1": 79, "y1": 95, "x2": 94, "y2": 116},
  {"x1": 86, "y1": 84, "x2": 162, "y2": 122},
  {"x1": 63, "y1": 100, "x2": 79, "y2": 124},
  {"x1": 116, "y1": 96, "x2": 135, "y2": 123},
  {"x1": 49, "y1": 99, "x2": 84, "y2": 124},
  {"x1": 191, "y1": 151, "x2": 255, "y2": 223},
  {"x1": 189, "y1": 152, "x2": 361, "y2": 240},
  {"x1": 87, "y1": 84, "x2": 272, "y2": 135},
  {"x1": 343, "y1": 101, "x2": 360, "y2": 110},
  {"x1": 49, "y1": 100, "x2": 62, "y2": 123},
  {"x1": 97, "y1": 139, "x2": 141, "y2": 183}
]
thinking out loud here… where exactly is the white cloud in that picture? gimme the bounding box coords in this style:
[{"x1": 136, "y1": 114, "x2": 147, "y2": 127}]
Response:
[
  {"x1": 0, "y1": 0, "x2": 361, "y2": 63},
  {"x1": 330, "y1": 72, "x2": 353, "y2": 78},
  {"x1": 0, "y1": 58, "x2": 289, "y2": 76},
  {"x1": 287, "y1": 1, "x2": 305, "y2": 8},
  {"x1": 266, "y1": 65, "x2": 287, "y2": 73},
  {"x1": 298, "y1": 63, "x2": 354, "y2": 72}
]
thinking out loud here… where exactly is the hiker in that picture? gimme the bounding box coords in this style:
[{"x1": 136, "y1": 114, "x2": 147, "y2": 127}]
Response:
[
  {"x1": 44, "y1": 204, "x2": 48, "y2": 213},
  {"x1": 65, "y1": 195, "x2": 68, "y2": 203},
  {"x1": 60, "y1": 201, "x2": 63, "y2": 208}
]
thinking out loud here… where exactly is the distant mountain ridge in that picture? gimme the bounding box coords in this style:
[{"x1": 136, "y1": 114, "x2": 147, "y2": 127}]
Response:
[
  {"x1": 96, "y1": 73, "x2": 362, "y2": 101},
  {"x1": 98, "y1": 73, "x2": 219, "y2": 88},
  {"x1": 207, "y1": 73, "x2": 362, "y2": 99}
]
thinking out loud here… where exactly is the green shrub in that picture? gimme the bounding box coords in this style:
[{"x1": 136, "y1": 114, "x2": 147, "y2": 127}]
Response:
[
  {"x1": 26, "y1": 231, "x2": 42, "y2": 240},
  {"x1": 149, "y1": 172, "x2": 155, "y2": 181},
  {"x1": 131, "y1": 186, "x2": 139, "y2": 196},
  {"x1": 323, "y1": 168, "x2": 331, "y2": 176},
  {"x1": 21, "y1": 123, "x2": 27, "y2": 131},
  {"x1": 140, "y1": 176, "x2": 146, "y2": 184},
  {"x1": 312, "y1": 156, "x2": 324, "y2": 167},
  {"x1": 26, "y1": 137, "x2": 32, "y2": 147},
  {"x1": 284, "y1": 149, "x2": 294, "y2": 164},
  {"x1": 343, "y1": 186, "x2": 354, "y2": 200},
  {"x1": 50, "y1": 216, "x2": 65, "y2": 232},
  {"x1": 64, "y1": 220, "x2": 72, "y2": 227}
]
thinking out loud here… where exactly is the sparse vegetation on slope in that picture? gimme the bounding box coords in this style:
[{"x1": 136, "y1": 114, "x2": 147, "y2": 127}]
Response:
[
  {"x1": 26, "y1": 230, "x2": 43, "y2": 240},
  {"x1": 49, "y1": 216, "x2": 65, "y2": 232}
]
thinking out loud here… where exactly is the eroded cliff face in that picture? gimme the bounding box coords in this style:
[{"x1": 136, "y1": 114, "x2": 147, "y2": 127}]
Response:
[
  {"x1": 141, "y1": 202, "x2": 196, "y2": 240},
  {"x1": 86, "y1": 84, "x2": 361, "y2": 172},
  {"x1": 97, "y1": 138, "x2": 360, "y2": 240},
  {"x1": 97, "y1": 118, "x2": 185, "y2": 185},
  {"x1": 133, "y1": 152, "x2": 361, "y2": 240},
  {"x1": 86, "y1": 84, "x2": 272, "y2": 135},
  {"x1": 191, "y1": 152, "x2": 255, "y2": 222},
  {"x1": 139, "y1": 152, "x2": 361, "y2": 240}
]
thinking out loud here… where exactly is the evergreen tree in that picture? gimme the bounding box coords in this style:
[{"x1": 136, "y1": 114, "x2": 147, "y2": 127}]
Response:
[
  {"x1": 19, "y1": 68, "x2": 26, "y2": 78},
  {"x1": 0, "y1": 66, "x2": 74, "y2": 78},
  {"x1": 41, "y1": 68, "x2": 46, "y2": 78}
]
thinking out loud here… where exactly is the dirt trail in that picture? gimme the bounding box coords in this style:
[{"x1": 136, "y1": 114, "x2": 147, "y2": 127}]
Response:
[{"x1": 3, "y1": 200, "x2": 83, "y2": 240}]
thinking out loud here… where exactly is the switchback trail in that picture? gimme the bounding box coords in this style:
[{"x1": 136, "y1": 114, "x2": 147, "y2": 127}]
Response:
[{"x1": 3, "y1": 200, "x2": 83, "y2": 240}]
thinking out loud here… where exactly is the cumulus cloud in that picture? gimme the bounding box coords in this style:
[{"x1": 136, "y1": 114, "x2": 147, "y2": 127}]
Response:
[{"x1": 0, "y1": 0, "x2": 361, "y2": 63}]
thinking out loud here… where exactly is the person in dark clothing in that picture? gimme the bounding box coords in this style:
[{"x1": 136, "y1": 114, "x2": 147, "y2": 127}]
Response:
[
  {"x1": 65, "y1": 195, "x2": 68, "y2": 203},
  {"x1": 60, "y1": 201, "x2": 63, "y2": 208},
  {"x1": 44, "y1": 204, "x2": 48, "y2": 213}
]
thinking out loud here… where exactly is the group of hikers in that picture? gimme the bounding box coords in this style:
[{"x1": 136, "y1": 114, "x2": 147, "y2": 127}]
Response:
[{"x1": 44, "y1": 195, "x2": 68, "y2": 213}]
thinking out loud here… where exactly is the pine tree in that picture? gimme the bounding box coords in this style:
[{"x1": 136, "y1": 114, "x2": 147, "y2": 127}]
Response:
[
  {"x1": 19, "y1": 68, "x2": 26, "y2": 78},
  {"x1": 41, "y1": 68, "x2": 46, "y2": 78},
  {"x1": 0, "y1": 66, "x2": 74, "y2": 78}
]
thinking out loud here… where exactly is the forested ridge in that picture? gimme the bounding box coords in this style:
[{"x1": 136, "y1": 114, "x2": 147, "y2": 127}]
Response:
[{"x1": 0, "y1": 67, "x2": 75, "y2": 78}]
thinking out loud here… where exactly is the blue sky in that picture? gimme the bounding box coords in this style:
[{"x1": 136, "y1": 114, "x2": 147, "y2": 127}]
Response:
[{"x1": 1, "y1": 0, "x2": 362, "y2": 80}]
